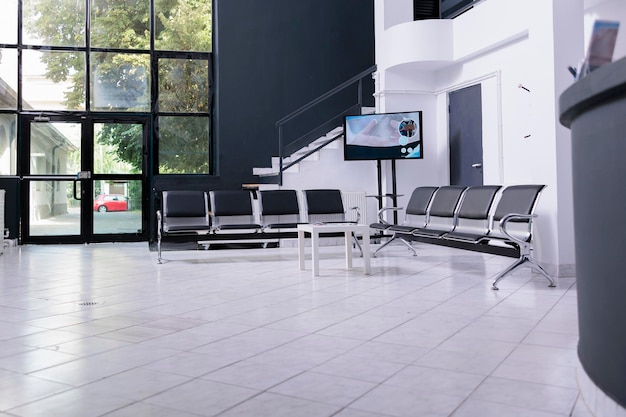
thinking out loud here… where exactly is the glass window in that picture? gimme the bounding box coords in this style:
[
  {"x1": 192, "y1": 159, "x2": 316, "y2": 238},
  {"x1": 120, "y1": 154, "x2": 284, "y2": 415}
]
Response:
[
  {"x1": 29, "y1": 122, "x2": 81, "y2": 175},
  {"x1": 90, "y1": 0, "x2": 150, "y2": 49},
  {"x1": 22, "y1": 50, "x2": 86, "y2": 111},
  {"x1": 94, "y1": 122, "x2": 143, "y2": 174},
  {"x1": 155, "y1": 0, "x2": 212, "y2": 52},
  {"x1": 0, "y1": 114, "x2": 17, "y2": 175},
  {"x1": 158, "y1": 116, "x2": 209, "y2": 174},
  {"x1": 91, "y1": 52, "x2": 150, "y2": 111},
  {"x1": 0, "y1": 0, "x2": 18, "y2": 44},
  {"x1": 0, "y1": 49, "x2": 19, "y2": 110},
  {"x1": 22, "y1": 0, "x2": 86, "y2": 47},
  {"x1": 93, "y1": 179, "x2": 142, "y2": 234},
  {"x1": 158, "y1": 58, "x2": 209, "y2": 113}
]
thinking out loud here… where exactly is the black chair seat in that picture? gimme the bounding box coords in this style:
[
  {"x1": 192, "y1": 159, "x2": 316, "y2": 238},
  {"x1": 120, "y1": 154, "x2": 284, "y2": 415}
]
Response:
[
  {"x1": 412, "y1": 228, "x2": 448, "y2": 238},
  {"x1": 442, "y1": 231, "x2": 484, "y2": 243},
  {"x1": 386, "y1": 225, "x2": 418, "y2": 234},
  {"x1": 369, "y1": 222, "x2": 390, "y2": 231},
  {"x1": 264, "y1": 223, "x2": 301, "y2": 230},
  {"x1": 216, "y1": 224, "x2": 262, "y2": 231}
]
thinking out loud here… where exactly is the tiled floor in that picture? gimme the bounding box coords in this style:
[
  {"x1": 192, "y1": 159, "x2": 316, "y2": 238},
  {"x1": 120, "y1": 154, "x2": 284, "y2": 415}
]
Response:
[{"x1": 0, "y1": 240, "x2": 593, "y2": 417}]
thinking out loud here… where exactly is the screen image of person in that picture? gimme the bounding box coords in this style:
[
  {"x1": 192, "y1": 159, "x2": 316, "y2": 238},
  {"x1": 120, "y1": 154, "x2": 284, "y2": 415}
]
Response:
[{"x1": 346, "y1": 114, "x2": 404, "y2": 146}]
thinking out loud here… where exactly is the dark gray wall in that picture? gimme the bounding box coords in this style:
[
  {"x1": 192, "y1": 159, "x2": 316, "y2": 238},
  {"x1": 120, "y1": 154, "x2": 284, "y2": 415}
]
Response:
[{"x1": 210, "y1": 0, "x2": 375, "y2": 189}]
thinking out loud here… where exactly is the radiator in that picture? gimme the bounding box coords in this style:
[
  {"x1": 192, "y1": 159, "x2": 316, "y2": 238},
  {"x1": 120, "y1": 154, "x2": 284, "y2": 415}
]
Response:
[{"x1": 342, "y1": 191, "x2": 367, "y2": 224}]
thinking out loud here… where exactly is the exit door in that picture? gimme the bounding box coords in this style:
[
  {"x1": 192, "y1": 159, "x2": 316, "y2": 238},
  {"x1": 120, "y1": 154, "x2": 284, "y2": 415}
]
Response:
[{"x1": 20, "y1": 115, "x2": 149, "y2": 244}]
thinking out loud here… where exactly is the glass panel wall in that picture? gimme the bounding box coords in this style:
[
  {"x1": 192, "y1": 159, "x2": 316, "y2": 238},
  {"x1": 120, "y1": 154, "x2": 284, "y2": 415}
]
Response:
[
  {"x1": 0, "y1": 49, "x2": 18, "y2": 110},
  {"x1": 90, "y1": 0, "x2": 150, "y2": 49},
  {"x1": 28, "y1": 180, "x2": 81, "y2": 236},
  {"x1": 0, "y1": 114, "x2": 17, "y2": 175},
  {"x1": 0, "y1": 0, "x2": 18, "y2": 44},
  {"x1": 22, "y1": 0, "x2": 86, "y2": 47},
  {"x1": 155, "y1": 0, "x2": 212, "y2": 52},
  {"x1": 22, "y1": 50, "x2": 86, "y2": 111},
  {"x1": 91, "y1": 52, "x2": 150, "y2": 111},
  {"x1": 159, "y1": 58, "x2": 209, "y2": 112},
  {"x1": 93, "y1": 179, "x2": 142, "y2": 234},
  {"x1": 158, "y1": 116, "x2": 209, "y2": 174},
  {"x1": 94, "y1": 123, "x2": 143, "y2": 175},
  {"x1": 3, "y1": 0, "x2": 213, "y2": 178}
]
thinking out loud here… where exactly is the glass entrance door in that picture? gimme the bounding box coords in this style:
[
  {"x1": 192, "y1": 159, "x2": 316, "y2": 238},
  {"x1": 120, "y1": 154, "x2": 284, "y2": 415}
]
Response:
[{"x1": 21, "y1": 115, "x2": 148, "y2": 243}]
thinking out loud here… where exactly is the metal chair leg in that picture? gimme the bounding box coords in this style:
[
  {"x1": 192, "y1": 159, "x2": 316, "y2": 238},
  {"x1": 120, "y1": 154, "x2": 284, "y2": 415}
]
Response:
[
  {"x1": 373, "y1": 236, "x2": 398, "y2": 257},
  {"x1": 352, "y1": 232, "x2": 363, "y2": 257},
  {"x1": 398, "y1": 238, "x2": 418, "y2": 256},
  {"x1": 157, "y1": 237, "x2": 163, "y2": 264},
  {"x1": 492, "y1": 255, "x2": 555, "y2": 290}
]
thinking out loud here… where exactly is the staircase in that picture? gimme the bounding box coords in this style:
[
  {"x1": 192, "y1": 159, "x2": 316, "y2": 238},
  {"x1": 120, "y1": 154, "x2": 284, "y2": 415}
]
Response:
[{"x1": 252, "y1": 126, "x2": 344, "y2": 181}]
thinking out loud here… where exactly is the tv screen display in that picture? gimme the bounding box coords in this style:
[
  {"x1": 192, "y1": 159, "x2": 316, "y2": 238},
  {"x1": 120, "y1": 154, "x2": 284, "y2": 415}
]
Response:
[{"x1": 343, "y1": 111, "x2": 423, "y2": 161}]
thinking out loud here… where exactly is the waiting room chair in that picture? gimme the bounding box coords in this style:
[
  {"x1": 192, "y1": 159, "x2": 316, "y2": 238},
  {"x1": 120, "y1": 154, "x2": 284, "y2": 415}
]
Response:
[
  {"x1": 302, "y1": 189, "x2": 363, "y2": 256},
  {"x1": 156, "y1": 190, "x2": 211, "y2": 263},
  {"x1": 444, "y1": 184, "x2": 555, "y2": 290},
  {"x1": 426, "y1": 185, "x2": 501, "y2": 240},
  {"x1": 208, "y1": 190, "x2": 263, "y2": 233},
  {"x1": 410, "y1": 185, "x2": 467, "y2": 239},
  {"x1": 258, "y1": 189, "x2": 302, "y2": 231}
]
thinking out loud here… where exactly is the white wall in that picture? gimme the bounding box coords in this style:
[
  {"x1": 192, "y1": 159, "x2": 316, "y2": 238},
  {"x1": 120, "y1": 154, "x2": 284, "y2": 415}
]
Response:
[{"x1": 373, "y1": 0, "x2": 589, "y2": 276}]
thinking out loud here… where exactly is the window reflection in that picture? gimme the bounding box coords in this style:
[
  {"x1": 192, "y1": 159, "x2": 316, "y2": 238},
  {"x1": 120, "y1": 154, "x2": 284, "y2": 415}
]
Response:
[
  {"x1": 158, "y1": 116, "x2": 209, "y2": 174},
  {"x1": 158, "y1": 58, "x2": 209, "y2": 113},
  {"x1": 90, "y1": 0, "x2": 150, "y2": 49},
  {"x1": 91, "y1": 52, "x2": 150, "y2": 111},
  {"x1": 22, "y1": 50, "x2": 86, "y2": 111},
  {"x1": 22, "y1": 0, "x2": 86, "y2": 47}
]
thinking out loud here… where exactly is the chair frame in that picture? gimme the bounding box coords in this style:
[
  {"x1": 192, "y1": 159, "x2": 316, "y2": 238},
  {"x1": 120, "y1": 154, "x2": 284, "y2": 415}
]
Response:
[{"x1": 372, "y1": 186, "x2": 438, "y2": 257}]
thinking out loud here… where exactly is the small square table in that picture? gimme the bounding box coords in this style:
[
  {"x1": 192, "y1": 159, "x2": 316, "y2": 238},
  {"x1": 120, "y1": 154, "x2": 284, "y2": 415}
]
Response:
[{"x1": 297, "y1": 223, "x2": 371, "y2": 277}]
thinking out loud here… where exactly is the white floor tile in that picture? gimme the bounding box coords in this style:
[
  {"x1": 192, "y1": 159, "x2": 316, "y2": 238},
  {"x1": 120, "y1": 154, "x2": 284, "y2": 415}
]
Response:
[{"x1": 0, "y1": 242, "x2": 593, "y2": 417}]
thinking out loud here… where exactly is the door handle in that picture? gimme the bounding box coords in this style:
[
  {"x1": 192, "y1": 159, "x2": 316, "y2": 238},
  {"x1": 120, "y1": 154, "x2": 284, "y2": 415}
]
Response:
[
  {"x1": 73, "y1": 171, "x2": 91, "y2": 200},
  {"x1": 73, "y1": 179, "x2": 81, "y2": 200},
  {"x1": 471, "y1": 163, "x2": 482, "y2": 169}
]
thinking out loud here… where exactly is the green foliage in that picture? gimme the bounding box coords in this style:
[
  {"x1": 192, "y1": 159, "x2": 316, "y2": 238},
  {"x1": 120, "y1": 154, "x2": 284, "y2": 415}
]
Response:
[
  {"x1": 158, "y1": 116, "x2": 209, "y2": 174},
  {"x1": 96, "y1": 124, "x2": 143, "y2": 173}
]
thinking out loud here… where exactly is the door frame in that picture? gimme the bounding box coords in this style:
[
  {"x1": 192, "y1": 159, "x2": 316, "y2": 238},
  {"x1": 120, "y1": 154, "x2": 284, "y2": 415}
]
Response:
[{"x1": 19, "y1": 113, "x2": 150, "y2": 244}]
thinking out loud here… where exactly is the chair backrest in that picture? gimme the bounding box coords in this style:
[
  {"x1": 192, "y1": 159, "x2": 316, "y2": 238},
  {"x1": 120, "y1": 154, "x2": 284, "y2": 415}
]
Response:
[
  {"x1": 401, "y1": 186, "x2": 439, "y2": 227},
  {"x1": 422, "y1": 186, "x2": 467, "y2": 231},
  {"x1": 490, "y1": 184, "x2": 546, "y2": 241},
  {"x1": 303, "y1": 189, "x2": 348, "y2": 223},
  {"x1": 209, "y1": 190, "x2": 260, "y2": 230},
  {"x1": 452, "y1": 185, "x2": 502, "y2": 236},
  {"x1": 162, "y1": 190, "x2": 210, "y2": 232},
  {"x1": 258, "y1": 189, "x2": 301, "y2": 229}
]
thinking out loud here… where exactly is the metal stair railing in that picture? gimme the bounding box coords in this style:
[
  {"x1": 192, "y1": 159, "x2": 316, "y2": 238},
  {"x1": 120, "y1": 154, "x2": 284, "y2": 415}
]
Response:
[{"x1": 275, "y1": 65, "x2": 377, "y2": 185}]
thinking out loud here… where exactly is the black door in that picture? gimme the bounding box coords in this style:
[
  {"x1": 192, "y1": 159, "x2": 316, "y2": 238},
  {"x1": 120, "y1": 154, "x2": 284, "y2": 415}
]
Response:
[
  {"x1": 448, "y1": 84, "x2": 483, "y2": 186},
  {"x1": 20, "y1": 114, "x2": 149, "y2": 244}
]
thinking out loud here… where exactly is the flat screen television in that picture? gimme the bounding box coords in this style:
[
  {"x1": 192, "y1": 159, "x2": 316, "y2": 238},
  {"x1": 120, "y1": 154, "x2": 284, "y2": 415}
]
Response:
[{"x1": 343, "y1": 111, "x2": 423, "y2": 161}]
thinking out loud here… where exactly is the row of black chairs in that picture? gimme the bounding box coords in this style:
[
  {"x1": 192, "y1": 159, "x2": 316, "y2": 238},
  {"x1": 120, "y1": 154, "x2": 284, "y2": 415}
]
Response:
[
  {"x1": 371, "y1": 185, "x2": 555, "y2": 290},
  {"x1": 156, "y1": 189, "x2": 362, "y2": 263}
]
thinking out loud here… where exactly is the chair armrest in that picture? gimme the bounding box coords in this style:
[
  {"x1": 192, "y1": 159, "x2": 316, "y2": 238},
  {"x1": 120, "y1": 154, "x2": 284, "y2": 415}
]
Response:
[
  {"x1": 499, "y1": 213, "x2": 536, "y2": 245},
  {"x1": 348, "y1": 206, "x2": 361, "y2": 223},
  {"x1": 376, "y1": 206, "x2": 403, "y2": 226}
]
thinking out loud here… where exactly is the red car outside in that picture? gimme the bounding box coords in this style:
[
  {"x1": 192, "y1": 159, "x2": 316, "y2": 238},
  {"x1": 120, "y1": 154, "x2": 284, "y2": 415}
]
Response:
[{"x1": 93, "y1": 194, "x2": 128, "y2": 212}]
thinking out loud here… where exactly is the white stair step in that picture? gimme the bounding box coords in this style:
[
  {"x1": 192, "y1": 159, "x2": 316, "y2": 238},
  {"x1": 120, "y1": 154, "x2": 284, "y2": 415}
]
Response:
[{"x1": 253, "y1": 123, "x2": 348, "y2": 178}]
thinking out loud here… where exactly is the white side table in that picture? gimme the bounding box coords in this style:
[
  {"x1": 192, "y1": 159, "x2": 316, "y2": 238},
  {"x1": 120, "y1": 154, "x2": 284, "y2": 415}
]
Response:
[{"x1": 297, "y1": 223, "x2": 371, "y2": 277}]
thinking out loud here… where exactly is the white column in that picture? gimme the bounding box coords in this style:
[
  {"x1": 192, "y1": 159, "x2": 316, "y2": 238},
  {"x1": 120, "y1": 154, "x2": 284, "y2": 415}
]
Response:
[{"x1": 528, "y1": 0, "x2": 584, "y2": 277}]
